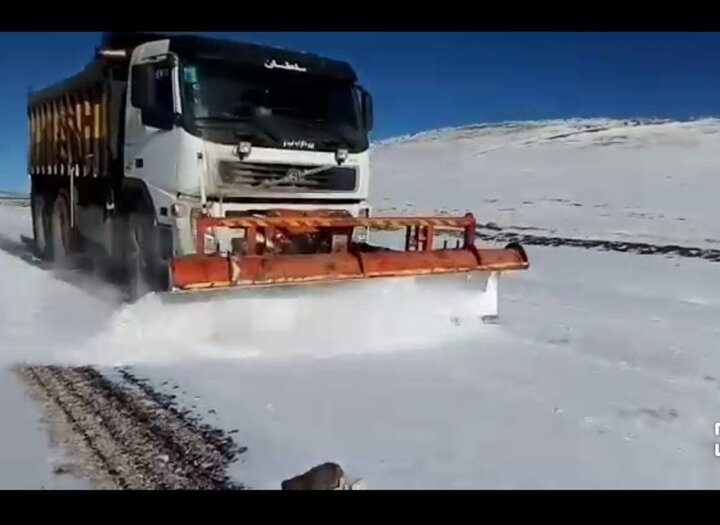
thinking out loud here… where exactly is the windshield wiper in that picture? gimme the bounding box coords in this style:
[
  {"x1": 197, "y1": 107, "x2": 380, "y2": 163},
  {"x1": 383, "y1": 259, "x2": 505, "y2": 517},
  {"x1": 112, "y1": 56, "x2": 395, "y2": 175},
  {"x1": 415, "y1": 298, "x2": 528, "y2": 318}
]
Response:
[{"x1": 194, "y1": 115, "x2": 245, "y2": 122}]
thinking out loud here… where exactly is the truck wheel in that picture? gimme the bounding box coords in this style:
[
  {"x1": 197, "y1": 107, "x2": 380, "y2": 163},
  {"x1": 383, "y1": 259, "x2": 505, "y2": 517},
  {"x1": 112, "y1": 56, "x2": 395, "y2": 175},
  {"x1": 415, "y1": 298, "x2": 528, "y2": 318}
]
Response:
[
  {"x1": 31, "y1": 192, "x2": 51, "y2": 259},
  {"x1": 124, "y1": 209, "x2": 170, "y2": 302},
  {"x1": 50, "y1": 189, "x2": 73, "y2": 267},
  {"x1": 125, "y1": 213, "x2": 151, "y2": 302}
]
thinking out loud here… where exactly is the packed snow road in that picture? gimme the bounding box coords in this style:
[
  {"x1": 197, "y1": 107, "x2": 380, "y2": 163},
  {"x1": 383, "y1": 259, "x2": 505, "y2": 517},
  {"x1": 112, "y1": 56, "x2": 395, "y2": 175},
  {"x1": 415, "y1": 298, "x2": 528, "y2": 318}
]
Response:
[{"x1": 2, "y1": 118, "x2": 720, "y2": 489}]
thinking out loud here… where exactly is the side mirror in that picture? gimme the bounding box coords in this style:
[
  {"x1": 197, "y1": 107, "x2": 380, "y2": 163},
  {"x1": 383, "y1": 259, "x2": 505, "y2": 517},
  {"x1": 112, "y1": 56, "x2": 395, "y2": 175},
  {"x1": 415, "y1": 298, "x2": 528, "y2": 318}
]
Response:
[
  {"x1": 131, "y1": 63, "x2": 154, "y2": 109},
  {"x1": 360, "y1": 88, "x2": 373, "y2": 132},
  {"x1": 131, "y1": 62, "x2": 175, "y2": 131}
]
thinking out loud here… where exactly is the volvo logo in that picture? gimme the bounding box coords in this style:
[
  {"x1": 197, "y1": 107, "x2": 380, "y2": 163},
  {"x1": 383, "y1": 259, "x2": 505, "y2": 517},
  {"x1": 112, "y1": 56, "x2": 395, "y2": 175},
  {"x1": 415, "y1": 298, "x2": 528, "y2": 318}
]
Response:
[
  {"x1": 261, "y1": 168, "x2": 307, "y2": 187},
  {"x1": 286, "y1": 169, "x2": 302, "y2": 182}
]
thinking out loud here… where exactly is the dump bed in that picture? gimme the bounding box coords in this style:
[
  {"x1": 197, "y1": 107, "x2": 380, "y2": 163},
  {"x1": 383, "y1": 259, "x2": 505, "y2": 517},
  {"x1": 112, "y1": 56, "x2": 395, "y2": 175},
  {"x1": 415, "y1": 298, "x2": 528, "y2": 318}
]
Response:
[{"x1": 28, "y1": 57, "x2": 127, "y2": 180}]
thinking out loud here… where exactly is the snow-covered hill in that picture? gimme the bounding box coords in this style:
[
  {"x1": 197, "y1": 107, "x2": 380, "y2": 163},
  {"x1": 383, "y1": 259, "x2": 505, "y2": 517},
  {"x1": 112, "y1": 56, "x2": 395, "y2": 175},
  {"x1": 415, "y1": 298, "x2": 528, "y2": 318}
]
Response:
[
  {"x1": 1, "y1": 118, "x2": 720, "y2": 489},
  {"x1": 0, "y1": 191, "x2": 29, "y2": 207},
  {"x1": 371, "y1": 118, "x2": 720, "y2": 249}
]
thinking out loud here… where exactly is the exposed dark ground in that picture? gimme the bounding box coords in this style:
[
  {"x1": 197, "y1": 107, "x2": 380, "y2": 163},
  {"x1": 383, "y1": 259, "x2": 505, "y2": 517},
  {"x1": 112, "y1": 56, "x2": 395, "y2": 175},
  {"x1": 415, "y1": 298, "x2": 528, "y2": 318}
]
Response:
[
  {"x1": 476, "y1": 225, "x2": 720, "y2": 262},
  {"x1": 17, "y1": 365, "x2": 246, "y2": 490}
]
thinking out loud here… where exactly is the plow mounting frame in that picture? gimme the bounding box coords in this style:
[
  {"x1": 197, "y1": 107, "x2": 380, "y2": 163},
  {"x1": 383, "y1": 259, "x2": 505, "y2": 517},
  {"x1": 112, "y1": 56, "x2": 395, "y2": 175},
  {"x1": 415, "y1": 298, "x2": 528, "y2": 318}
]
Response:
[{"x1": 170, "y1": 211, "x2": 529, "y2": 292}]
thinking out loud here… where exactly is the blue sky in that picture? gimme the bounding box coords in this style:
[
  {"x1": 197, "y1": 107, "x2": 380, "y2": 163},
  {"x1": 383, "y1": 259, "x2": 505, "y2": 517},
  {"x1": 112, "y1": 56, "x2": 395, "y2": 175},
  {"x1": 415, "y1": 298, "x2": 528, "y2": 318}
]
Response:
[{"x1": 3, "y1": 31, "x2": 720, "y2": 191}]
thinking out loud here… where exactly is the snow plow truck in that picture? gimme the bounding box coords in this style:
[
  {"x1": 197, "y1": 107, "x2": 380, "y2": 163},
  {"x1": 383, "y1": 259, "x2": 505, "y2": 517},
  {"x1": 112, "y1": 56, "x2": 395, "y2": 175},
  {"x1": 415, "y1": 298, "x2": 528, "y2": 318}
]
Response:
[{"x1": 27, "y1": 32, "x2": 529, "y2": 318}]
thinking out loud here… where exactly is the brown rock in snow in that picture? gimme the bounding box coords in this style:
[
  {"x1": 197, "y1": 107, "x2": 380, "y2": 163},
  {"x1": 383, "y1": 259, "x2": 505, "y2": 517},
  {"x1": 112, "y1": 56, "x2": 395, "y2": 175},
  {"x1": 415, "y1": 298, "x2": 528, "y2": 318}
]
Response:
[{"x1": 281, "y1": 462, "x2": 345, "y2": 490}]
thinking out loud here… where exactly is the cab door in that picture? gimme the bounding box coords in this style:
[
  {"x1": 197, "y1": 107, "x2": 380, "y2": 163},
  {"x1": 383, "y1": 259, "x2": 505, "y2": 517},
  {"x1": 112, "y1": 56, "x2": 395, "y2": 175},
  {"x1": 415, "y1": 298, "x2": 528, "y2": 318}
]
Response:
[{"x1": 123, "y1": 41, "x2": 181, "y2": 219}]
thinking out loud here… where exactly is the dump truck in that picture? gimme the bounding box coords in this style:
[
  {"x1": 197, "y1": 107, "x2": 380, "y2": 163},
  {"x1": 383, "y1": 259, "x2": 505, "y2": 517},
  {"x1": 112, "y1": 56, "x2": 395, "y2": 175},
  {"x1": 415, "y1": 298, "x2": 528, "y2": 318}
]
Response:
[{"x1": 27, "y1": 32, "x2": 528, "y2": 317}]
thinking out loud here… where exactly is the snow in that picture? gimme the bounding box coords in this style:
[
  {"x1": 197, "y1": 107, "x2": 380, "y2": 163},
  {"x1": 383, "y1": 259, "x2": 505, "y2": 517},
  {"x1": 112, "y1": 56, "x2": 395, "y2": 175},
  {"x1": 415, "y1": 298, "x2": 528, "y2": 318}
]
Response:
[
  {"x1": 0, "y1": 369, "x2": 93, "y2": 489},
  {"x1": 0, "y1": 204, "x2": 113, "y2": 488},
  {"x1": 119, "y1": 246, "x2": 720, "y2": 489},
  {"x1": 1, "y1": 118, "x2": 720, "y2": 489}
]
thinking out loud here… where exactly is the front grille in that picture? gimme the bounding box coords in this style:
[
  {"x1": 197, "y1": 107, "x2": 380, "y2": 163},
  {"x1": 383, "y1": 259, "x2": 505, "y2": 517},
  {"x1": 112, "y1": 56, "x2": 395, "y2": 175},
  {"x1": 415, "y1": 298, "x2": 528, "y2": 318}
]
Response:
[{"x1": 217, "y1": 161, "x2": 357, "y2": 193}]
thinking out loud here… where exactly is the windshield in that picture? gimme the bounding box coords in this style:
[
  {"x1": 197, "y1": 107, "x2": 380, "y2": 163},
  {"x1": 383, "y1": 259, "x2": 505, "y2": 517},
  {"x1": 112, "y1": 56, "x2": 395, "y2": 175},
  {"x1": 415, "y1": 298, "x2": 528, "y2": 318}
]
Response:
[{"x1": 180, "y1": 58, "x2": 361, "y2": 129}]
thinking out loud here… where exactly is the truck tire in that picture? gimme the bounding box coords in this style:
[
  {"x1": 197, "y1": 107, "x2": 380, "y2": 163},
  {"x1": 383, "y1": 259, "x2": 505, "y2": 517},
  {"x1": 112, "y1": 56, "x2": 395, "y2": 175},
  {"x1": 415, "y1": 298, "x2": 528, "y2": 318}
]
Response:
[
  {"x1": 124, "y1": 212, "x2": 167, "y2": 301},
  {"x1": 31, "y1": 191, "x2": 52, "y2": 260},
  {"x1": 125, "y1": 213, "x2": 150, "y2": 302},
  {"x1": 50, "y1": 188, "x2": 73, "y2": 267}
]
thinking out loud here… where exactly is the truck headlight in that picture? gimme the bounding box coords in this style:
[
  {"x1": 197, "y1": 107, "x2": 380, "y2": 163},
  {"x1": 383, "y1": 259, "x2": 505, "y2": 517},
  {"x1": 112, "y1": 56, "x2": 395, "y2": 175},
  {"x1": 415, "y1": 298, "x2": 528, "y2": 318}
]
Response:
[
  {"x1": 335, "y1": 148, "x2": 349, "y2": 164},
  {"x1": 236, "y1": 141, "x2": 252, "y2": 158}
]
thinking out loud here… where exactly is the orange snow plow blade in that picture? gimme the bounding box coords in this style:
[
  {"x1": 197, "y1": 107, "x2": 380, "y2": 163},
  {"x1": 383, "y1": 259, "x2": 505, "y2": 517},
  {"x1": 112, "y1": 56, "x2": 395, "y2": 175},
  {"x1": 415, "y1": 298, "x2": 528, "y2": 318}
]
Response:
[{"x1": 169, "y1": 211, "x2": 529, "y2": 292}]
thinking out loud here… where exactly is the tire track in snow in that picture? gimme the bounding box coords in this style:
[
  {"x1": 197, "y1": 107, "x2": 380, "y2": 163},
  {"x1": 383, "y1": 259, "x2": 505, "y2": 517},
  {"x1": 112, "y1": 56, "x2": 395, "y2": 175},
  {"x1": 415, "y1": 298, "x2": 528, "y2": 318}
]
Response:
[
  {"x1": 17, "y1": 365, "x2": 246, "y2": 490},
  {"x1": 476, "y1": 226, "x2": 720, "y2": 262},
  {"x1": 21, "y1": 366, "x2": 131, "y2": 489}
]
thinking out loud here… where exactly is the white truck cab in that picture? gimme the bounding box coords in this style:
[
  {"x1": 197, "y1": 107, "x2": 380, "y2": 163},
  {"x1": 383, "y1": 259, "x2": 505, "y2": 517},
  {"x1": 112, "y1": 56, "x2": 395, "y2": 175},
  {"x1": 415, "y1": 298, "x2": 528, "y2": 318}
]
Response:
[{"x1": 123, "y1": 34, "x2": 373, "y2": 255}]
